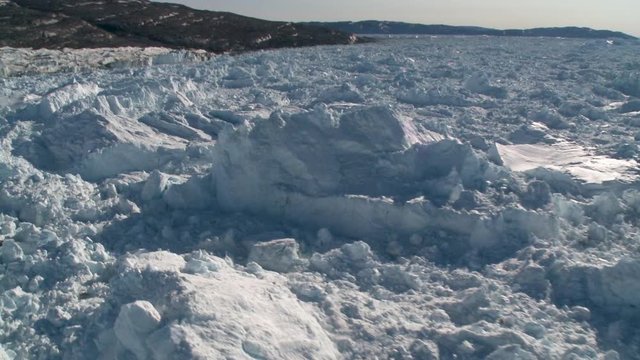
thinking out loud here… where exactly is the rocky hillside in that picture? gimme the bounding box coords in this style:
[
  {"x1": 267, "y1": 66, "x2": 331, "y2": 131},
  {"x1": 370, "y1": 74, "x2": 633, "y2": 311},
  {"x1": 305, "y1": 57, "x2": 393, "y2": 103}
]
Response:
[
  {"x1": 307, "y1": 20, "x2": 637, "y2": 40},
  {"x1": 0, "y1": 0, "x2": 358, "y2": 52}
]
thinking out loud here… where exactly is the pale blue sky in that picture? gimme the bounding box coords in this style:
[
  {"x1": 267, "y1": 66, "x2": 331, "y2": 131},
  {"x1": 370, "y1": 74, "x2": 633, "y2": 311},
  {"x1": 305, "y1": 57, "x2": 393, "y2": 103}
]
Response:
[{"x1": 166, "y1": 0, "x2": 639, "y2": 36}]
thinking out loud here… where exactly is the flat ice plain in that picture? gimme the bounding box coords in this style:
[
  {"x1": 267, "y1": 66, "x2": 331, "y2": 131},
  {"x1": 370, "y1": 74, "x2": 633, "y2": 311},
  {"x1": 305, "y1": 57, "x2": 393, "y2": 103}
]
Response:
[{"x1": 2, "y1": 36, "x2": 640, "y2": 359}]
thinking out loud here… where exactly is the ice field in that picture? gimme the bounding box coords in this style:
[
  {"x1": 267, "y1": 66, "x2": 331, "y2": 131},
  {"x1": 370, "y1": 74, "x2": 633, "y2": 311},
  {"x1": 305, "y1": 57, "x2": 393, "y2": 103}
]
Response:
[{"x1": 1, "y1": 36, "x2": 640, "y2": 359}]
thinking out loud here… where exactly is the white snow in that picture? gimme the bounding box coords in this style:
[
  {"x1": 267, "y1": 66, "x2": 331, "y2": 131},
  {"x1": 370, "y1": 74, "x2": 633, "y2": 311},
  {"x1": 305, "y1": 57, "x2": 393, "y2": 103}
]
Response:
[
  {"x1": 1, "y1": 36, "x2": 640, "y2": 359},
  {"x1": 0, "y1": 47, "x2": 209, "y2": 77},
  {"x1": 494, "y1": 141, "x2": 638, "y2": 183},
  {"x1": 114, "y1": 301, "x2": 162, "y2": 360},
  {"x1": 99, "y1": 251, "x2": 340, "y2": 359}
]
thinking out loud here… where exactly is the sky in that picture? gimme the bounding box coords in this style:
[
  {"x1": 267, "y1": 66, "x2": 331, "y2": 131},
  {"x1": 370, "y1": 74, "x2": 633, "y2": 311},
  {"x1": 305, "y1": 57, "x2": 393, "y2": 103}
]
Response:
[{"x1": 165, "y1": 0, "x2": 640, "y2": 37}]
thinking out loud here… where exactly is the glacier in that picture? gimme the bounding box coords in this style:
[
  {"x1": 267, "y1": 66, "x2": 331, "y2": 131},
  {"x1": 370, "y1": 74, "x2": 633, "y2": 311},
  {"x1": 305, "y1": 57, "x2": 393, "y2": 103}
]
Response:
[{"x1": 1, "y1": 36, "x2": 640, "y2": 359}]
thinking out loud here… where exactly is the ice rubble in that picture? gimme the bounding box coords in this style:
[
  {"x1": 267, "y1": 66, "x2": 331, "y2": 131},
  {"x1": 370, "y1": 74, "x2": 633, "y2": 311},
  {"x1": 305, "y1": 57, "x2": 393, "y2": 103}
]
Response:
[
  {"x1": 0, "y1": 47, "x2": 209, "y2": 77},
  {"x1": 212, "y1": 104, "x2": 559, "y2": 260},
  {"x1": 93, "y1": 251, "x2": 340, "y2": 359},
  {"x1": 2, "y1": 36, "x2": 640, "y2": 359}
]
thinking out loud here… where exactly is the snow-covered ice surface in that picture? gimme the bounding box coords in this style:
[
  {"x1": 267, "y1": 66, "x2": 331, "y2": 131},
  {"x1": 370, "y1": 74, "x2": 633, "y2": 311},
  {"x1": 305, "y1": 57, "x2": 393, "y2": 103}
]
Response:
[
  {"x1": 494, "y1": 141, "x2": 638, "y2": 184},
  {"x1": 0, "y1": 47, "x2": 210, "y2": 77},
  {"x1": 2, "y1": 36, "x2": 640, "y2": 359}
]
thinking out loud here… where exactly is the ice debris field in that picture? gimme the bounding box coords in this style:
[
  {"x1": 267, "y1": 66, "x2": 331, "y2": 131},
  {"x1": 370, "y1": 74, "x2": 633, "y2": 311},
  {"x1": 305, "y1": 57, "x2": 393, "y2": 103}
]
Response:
[{"x1": 2, "y1": 36, "x2": 640, "y2": 359}]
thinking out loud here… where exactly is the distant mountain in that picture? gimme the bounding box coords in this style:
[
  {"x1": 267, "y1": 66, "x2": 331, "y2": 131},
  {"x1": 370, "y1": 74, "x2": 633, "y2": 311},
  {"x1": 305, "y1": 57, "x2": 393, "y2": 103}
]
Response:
[
  {"x1": 0, "y1": 0, "x2": 358, "y2": 52},
  {"x1": 306, "y1": 21, "x2": 637, "y2": 40}
]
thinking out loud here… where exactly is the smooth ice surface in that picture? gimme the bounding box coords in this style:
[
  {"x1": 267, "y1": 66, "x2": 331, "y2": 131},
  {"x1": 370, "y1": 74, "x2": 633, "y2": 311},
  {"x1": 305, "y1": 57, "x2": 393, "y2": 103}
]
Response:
[
  {"x1": 2, "y1": 36, "x2": 640, "y2": 359},
  {"x1": 494, "y1": 142, "x2": 638, "y2": 183}
]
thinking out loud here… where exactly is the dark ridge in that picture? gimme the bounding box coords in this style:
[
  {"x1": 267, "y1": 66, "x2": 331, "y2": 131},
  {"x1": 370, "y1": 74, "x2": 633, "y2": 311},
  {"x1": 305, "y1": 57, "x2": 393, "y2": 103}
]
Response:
[
  {"x1": 1, "y1": 0, "x2": 359, "y2": 52},
  {"x1": 306, "y1": 20, "x2": 637, "y2": 40},
  {"x1": 0, "y1": 1, "x2": 157, "y2": 48}
]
